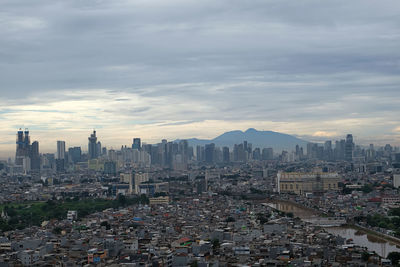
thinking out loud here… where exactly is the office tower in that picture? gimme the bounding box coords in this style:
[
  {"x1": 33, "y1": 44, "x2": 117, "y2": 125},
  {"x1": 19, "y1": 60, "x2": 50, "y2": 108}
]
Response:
[
  {"x1": 196, "y1": 146, "x2": 201, "y2": 162},
  {"x1": 233, "y1": 143, "x2": 246, "y2": 162},
  {"x1": 178, "y1": 140, "x2": 189, "y2": 163},
  {"x1": 57, "y1": 141, "x2": 66, "y2": 159},
  {"x1": 205, "y1": 143, "x2": 215, "y2": 164},
  {"x1": 104, "y1": 161, "x2": 117, "y2": 176},
  {"x1": 56, "y1": 141, "x2": 66, "y2": 172},
  {"x1": 30, "y1": 141, "x2": 40, "y2": 170},
  {"x1": 324, "y1": 141, "x2": 332, "y2": 161},
  {"x1": 88, "y1": 130, "x2": 98, "y2": 159},
  {"x1": 345, "y1": 134, "x2": 354, "y2": 162},
  {"x1": 108, "y1": 149, "x2": 117, "y2": 161},
  {"x1": 338, "y1": 139, "x2": 346, "y2": 160},
  {"x1": 222, "y1": 147, "x2": 230, "y2": 163},
  {"x1": 68, "y1": 147, "x2": 82, "y2": 163},
  {"x1": 132, "y1": 138, "x2": 141, "y2": 150},
  {"x1": 15, "y1": 129, "x2": 30, "y2": 167},
  {"x1": 196, "y1": 145, "x2": 204, "y2": 162},
  {"x1": 195, "y1": 176, "x2": 208, "y2": 194},
  {"x1": 96, "y1": 141, "x2": 102, "y2": 158},
  {"x1": 238, "y1": 143, "x2": 246, "y2": 162},
  {"x1": 55, "y1": 158, "x2": 65, "y2": 172},
  {"x1": 262, "y1": 148, "x2": 273, "y2": 160},
  {"x1": 393, "y1": 174, "x2": 400, "y2": 188},
  {"x1": 307, "y1": 143, "x2": 318, "y2": 159},
  {"x1": 23, "y1": 129, "x2": 30, "y2": 149},
  {"x1": 253, "y1": 147, "x2": 261, "y2": 160},
  {"x1": 15, "y1": 129, "x2": 25, "y2": 166}
]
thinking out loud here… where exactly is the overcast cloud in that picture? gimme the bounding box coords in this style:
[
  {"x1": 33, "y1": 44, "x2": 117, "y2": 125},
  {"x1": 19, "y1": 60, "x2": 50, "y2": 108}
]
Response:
[{"x1": 1, "y1": 0, "x2": 400, "y2": 157}]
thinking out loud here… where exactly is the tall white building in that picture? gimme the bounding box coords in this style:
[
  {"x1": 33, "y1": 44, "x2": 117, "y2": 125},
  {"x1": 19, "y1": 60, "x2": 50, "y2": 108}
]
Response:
[
  {"x1": 57, "y1": 141, "x2": 66, "y2": 160},
  {"x1": 394, "y1": 174, "x2": 400, "y2": 188}
]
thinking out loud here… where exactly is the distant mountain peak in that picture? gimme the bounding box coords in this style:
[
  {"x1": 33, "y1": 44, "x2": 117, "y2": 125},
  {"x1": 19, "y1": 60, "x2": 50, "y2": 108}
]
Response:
[
  {"x1": 179, "y1": 128, "x2": 308, "y2": 151},
  {"x1": 245, "y1": 128, "x2": 257, "y2": 133}
]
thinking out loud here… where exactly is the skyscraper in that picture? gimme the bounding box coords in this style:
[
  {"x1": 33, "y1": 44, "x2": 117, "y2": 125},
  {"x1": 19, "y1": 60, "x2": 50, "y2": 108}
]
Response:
[
  {"x1": 96, "y1": 141, "x2": 102, "y2": 158},
  {"x1": 68, "y1": 147, "x2": 82, "y2": 163},
  {"x1": 30, "y1": 141, "x2": 40, "y2": 171},
  {"x1": 222, "y1": 147, "x2": 230, "y2": 163},
  {"x1": 88, "y1": 130, "x2": 98, "y2": 159},
  {"x1": 56, "y1": 141, "x2": 66, "y2": 172},
  {"x1": 15, "y1": 129, "x2": 35, "y2": 173},
  {"x1": 205, "y1": 143, "x2": 215, "y2": 164},
  {"x1": 15, "y1": 129, "x2": 26, "y2": 167},
  {"x1": 132, "y1": 138, "x2": 141, "y2": 150},
  {"x1": 345, "y1": 134, "x2": 354, "y2": 162},
  {"x1": 57, "y1": 141, "x2": 66, "y2": 159}
]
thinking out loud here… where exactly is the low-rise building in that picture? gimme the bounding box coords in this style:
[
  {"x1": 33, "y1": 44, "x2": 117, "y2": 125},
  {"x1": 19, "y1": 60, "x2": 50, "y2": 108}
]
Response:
[{"x1": 277, "y1": 171, "x2": 340, "y2": 195}]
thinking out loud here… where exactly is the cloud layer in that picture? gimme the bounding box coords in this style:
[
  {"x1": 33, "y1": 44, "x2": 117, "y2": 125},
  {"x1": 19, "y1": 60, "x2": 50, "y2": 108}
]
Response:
[{"x1": 1, "y1": 0, "x2": 400, "y2": 157}]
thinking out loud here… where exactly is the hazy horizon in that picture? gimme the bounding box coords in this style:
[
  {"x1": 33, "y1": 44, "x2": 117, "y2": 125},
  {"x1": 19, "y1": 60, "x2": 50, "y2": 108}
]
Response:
[{"x1": 0, "y1": 127, "x2": 398, "y2": 159}]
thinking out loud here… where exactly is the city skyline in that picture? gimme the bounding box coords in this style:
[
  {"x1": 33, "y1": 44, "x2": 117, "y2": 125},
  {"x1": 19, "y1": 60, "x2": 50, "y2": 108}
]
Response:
[
  {"x1": 1, "y1": 0, "x2": 400, "y2": 156},
  {"x1": 2, "y1": 1, "x2": 400, "y2": 264},
  {"x1": 1, "y1": 127, "x2": 398, "y2": 160}
]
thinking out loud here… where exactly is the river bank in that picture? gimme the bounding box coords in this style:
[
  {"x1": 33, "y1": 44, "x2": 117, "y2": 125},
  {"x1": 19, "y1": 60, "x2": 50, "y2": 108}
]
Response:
[
  {"x1": 348, "y1": 224, "x2": 400, "y2": 247},
  {"x1": 265, "y1": 198, "x2": 322, "y2": 218},
  {"x1": 265, "y1": 199, "x2": 400, "y2": 257}
]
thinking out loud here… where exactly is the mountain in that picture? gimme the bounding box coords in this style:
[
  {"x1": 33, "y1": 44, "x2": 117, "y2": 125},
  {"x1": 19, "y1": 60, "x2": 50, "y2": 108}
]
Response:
[{"x1": 179, "y1": 128, "x2": 308, "y2": 151}]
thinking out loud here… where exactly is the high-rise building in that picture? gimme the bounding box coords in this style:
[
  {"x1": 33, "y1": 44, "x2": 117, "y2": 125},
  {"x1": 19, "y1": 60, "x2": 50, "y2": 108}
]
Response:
[
  {"x1": 15, "y1": 128, "x2": 30, "y2": 168},
  {"x1": 334, "y1": 139, "x2": 346, "y2": 160},
  {"x1": 104, "y1": 161, "x2": 117, "y2": 176},
  {"x1": 394, "y1": 174, "x2": 400, "y2": 188},
  {"x1": 205, "y1": 143, "x2": 215, "y2": 164},
  {"x1": 345, "y1": 134, "x2": 354, "y2": 162},
  {"x1": 324, "y1": 141, "x2": 333, "y2": 161},
  {"x1": 222, "y1": 147, "x2": 230, "y2": 163},
  {"x1": 196, "y1": 145, "x2": 205, "y2": 162},
  {"x1": 57, "y1": 141, "x2": 66, "y2": 160},
  {"x1": 30, "y1": 141, "x2": 40, "y2": 171},
  {"x1": 68, "y1": 147, "x2": 82, "y2": 163},
  {"x1": 15, "y1": 129, "x2": 41, "y2": 173},
  {"x1": 56, "y1": 141, "x2": 66, "y2": 172},
  {"x1": 132, "y1": 138, "x2": 141, "y2": 150},
  {"x1": 88, "y1": 130, "x2": 98, "y2": 159},
  {"x1": 262, "y1": 148, "x2": 273, "y2": 160},
  {"x1": 55, "y1": 158, "x2": 65, "y2": 172},
  {"x1": 96, "y1": 141, "x2": 102, "y2": 158},
  {"x1": 253, "y1": 148, "x2": 261, "y2": 160}
]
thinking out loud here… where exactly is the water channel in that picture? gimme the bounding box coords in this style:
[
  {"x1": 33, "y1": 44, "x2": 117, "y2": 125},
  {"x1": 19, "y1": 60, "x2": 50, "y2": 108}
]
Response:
[{"x1": 267, "y1": 200, "x2": 400, "y2": 258}]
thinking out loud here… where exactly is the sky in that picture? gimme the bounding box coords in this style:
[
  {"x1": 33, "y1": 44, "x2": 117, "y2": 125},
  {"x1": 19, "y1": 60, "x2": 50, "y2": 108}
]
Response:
[{"x1": 1, "y1": 0, "x2": 400, "y2": 158}]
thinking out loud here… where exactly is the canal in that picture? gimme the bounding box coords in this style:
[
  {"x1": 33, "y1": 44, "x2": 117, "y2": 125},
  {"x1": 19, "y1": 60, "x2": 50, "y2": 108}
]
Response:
[{"x1": 266, "y1": 200, "x2": 400, "y2": 258}]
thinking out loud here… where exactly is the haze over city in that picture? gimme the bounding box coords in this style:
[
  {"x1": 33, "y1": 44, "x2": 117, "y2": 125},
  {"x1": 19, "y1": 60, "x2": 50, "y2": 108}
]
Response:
[
  {"x1": 3, "y1": 1, "x2": 400, "y2": 266},
  {"x1": 1, "y1": 0, "x2": 400, "y2": 158}
]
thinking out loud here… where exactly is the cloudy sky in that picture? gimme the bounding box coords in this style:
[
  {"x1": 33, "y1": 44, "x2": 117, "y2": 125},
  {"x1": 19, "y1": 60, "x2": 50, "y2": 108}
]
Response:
[{"x1": 1, "y1": 0, "x2": 400, "y2": 157}]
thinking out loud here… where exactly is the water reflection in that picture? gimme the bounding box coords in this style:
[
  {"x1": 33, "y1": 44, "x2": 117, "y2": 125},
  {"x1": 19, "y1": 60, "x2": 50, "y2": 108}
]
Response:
[
  {"x1": 267, "y1": 200, "x2": 400, "y2": 258},
  {"x1": 266, "y1": 201, "x2": 318, "y2": 219},
  {"x1": 326, "y1": 227, "x2": 400, "y2": 257}
]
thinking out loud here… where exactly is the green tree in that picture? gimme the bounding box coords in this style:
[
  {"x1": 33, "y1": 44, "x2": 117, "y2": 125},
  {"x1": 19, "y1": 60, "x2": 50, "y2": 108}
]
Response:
[
  {"x1": 361, "y1": 251, "x2": 370, "y2": 262},
  {"x1": 212, "y1": 239, "x2": 220, "y2": 253},
  {"x1": 360, "y1": 184, "x2": 373, "y2": 193},
  {"x1": 226, "y1": 217, "x2": 235, "y2": 223},
  {"x1": 117, "y1": 194, "x2": 127, "y2": 206},
  {"x1": 387, "y1": 252, "x2": 400, "y2": 265}
]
